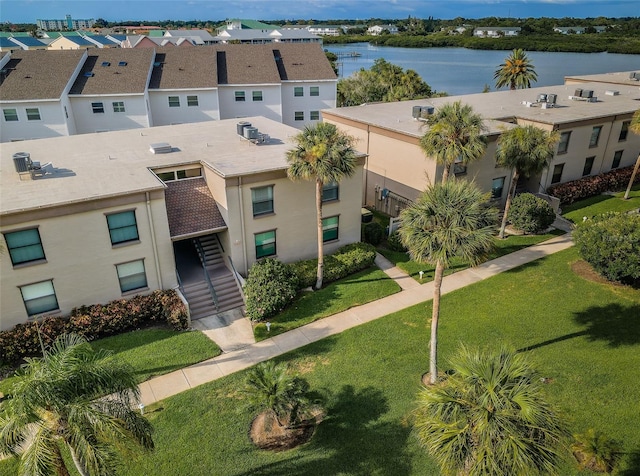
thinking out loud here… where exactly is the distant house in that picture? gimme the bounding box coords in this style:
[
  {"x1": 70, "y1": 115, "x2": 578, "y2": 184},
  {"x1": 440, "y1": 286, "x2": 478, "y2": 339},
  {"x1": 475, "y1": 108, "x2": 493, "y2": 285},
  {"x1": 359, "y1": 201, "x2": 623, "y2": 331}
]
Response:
[
  {"x1": 47, "y1": 35, "x2": 98, "y2": 50},
  {"x1": 220, "y1": 19, "x2": 279, "y2": 32},
  {"x1": 306, "y1": 25, "x2": 343, "y2": 36},
  {"x1": 367, "y1": 25, "x2": 399, "y2": 36},
  {"x1": 83, "y1": 35, "x2": 120, "y2": 48},
  {"x1": 553, "y1": 26, "x2": 607, "y2": 34},
  {"x1": 0, "y1": 36, "x2": 48, "y2": 51},
  {"x1": 214, "y1": 28, "x2": 321, "y2": 44},
  {"x1": 163, "y1": 29, "x2": 217, "y2": 45},
  {"x1": 473, "y1": 27, "x2": 521, "y2": 38}
]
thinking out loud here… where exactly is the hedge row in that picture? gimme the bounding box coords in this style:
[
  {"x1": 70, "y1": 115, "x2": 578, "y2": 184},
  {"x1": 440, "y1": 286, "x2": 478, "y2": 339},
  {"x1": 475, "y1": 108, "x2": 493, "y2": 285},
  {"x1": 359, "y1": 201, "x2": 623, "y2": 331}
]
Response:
[
  {"x1": 547, "y1": 165, "x2": 639, "y2": 205},
  {"x1": 0, "y1": 290, "x2": 188, "y2": 364}
]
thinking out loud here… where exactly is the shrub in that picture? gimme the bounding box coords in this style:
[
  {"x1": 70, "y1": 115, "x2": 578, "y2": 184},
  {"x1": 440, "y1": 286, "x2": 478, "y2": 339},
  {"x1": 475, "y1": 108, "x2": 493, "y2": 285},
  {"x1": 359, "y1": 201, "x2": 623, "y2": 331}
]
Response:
[
  {"x1": 363, "y1": 222, "x2": 385, "y2": 246},
  {"x1": 571, "y1": 429, "x2": 622, "y2": 474},
  {"x1": 508, "y1": 193, "x2": 556, "y2": 234},
  {"x1": 387, "y1": 231, "x2": 407, "y2": 252},
  {"x1": 573, "y1": 212, "x2": 640, "y2": 285},
  {"x1": 0, "y1": 290, "x2": 188, "y2": 365},
  {"x1": 290, "y1": 242, "x2": 377, "y2": 289},
  {"x1": 245, "y1": 258, "x2": 298, "y2": 321},
  {"x1": 547, "y1": 165, "x2": 639, "y2": 205}
]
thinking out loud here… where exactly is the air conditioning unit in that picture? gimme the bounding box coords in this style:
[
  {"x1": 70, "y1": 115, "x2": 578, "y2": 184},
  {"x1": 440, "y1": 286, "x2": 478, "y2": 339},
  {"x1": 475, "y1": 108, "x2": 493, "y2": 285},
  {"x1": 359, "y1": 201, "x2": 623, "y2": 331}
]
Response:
[
  {"x1": 243, "y1": 127, "x2": 259, "y2": 140},
  {"x1": 574, "y1": 88, "x2": 583, "y2": 97},
  {"x1": 547, "y1": 94, "x2": 557, "y2": 105},
  {"x1": 537, "y1": 93, "x2": 547, "y2": 103},
  {"x1": 581, "y1": 90, "x2": 594, "y2": 99},
  {"x1": 412, "y1": 106, "x2": 421, "y2": 119}
]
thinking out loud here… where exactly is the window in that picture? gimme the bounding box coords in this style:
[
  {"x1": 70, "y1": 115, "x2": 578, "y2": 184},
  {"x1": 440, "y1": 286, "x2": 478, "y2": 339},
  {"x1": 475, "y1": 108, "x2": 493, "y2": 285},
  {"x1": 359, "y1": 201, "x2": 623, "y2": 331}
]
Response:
[
  {"x1": 255, "y1": 230, "x2": 276, "y2": 259},
  {"x1": 310, "y1": 86, "x2": 319, "y2": 97},
  {"x1": 612, "y1": 150, "x2": 623, "y2": 169},
  {"x1": 557, "y1": 131, "x2": 571, "y2": 154},
  {"x1": 235, "y1": 91, "x2": 245, "y2": 102},
  {"x1": 168, "y1": 96, "x2": 180, "y2": 107},
  {"x1": 155, "y1": 168, "x2": 202, "y2": 182},
  {"x1": 491, "y1": 177, "x2": 505, "y2": 199},
  {"x1": 551, "y1": 164, "x2": 564, "y2": 184},
  {"x1": 589, "y1": 126, "x2": 602, "y2": 148},
  {"x1": 252, "y1": 91, "x2": 263, "y2": 102},
  {"x1": 20, "y1": 280, "x2": 59, "y2": 316},
  {"x1": 26, "y1": 108, "x2": 41, "y2": 121},
  {"x1": 116, "y1": 260, "x2": 147, "y2": 293},
  {"x1": 187, "y1": 95, "x2": 199, "y2": 107},
  {"x1": 112, "y1": 101, "x2": 125, "y2": 113},
  {"x1": 294, "y1": 86, "x2": 304, "y2": 97},
  {"x1": 310, "y1": 110, "x2": 320, "y2": 121},
  {"x1": 453, "y1": 156, "x2": 467, "y2": 176},
  {"x1": 91, "y1": 102, "x2": 104, "y2": 114},
  {"x1": 322, "y1": 216, "x2": 339, "y2": 242},
  {"x1": 3, "y1": 108, "x2": 18, "y2": 121},
  {"x1": 582, "y1": 156, "x2": 595, "y2": 176},
  {"x1": 294, "y1": 111, "x2": 304, "y2": 121},
  {"x1": 322, "y1": 181, "x2": 339, "y2": 202},
  {"x1": 4, "y1": 228, "x2": 45, "y2": 266},
  {"x1": 106, "y1": 210, "x2": 139, "y2": 245},
  {"x1": 619, "y1": 121, "x2": 630, "y2": 141},
  {"x1": 252, "y1": 186, "x2": 274, "y2": 216}
]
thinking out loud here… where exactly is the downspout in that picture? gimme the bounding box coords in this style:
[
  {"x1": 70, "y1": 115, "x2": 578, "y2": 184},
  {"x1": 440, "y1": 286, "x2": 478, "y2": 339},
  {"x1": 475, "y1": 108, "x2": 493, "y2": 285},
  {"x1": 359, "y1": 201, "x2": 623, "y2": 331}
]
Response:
[
  {"x1": 364, "y1": 125, "x2": 370, "y2": 206},
  {"x1": 146, "y1": 192, "x2": 163, "y2": 289},
  {"x1": 237, "y1": 177, "x2": 248, "y2": 276},
  {"x1": 596, "y1": 117, "x2": 615, "y2": 175}
]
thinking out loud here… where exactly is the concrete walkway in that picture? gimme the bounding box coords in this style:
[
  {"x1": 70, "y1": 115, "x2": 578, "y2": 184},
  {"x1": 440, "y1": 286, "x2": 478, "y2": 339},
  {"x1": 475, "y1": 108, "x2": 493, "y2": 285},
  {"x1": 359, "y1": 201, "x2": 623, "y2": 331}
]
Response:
[{"x1": 138, "y1": 233, "x2": 574, "y2": 405}]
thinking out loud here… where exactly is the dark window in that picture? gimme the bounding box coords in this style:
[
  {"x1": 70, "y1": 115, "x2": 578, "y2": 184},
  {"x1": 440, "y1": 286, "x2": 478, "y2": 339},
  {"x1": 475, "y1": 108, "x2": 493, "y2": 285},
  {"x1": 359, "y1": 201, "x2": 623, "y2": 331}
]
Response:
[
  {"x1": 106, "y1": 211, "x2": 139, "y2": 245},
  {"x1": 491, "y1": 177, "x2": 505, "y2": 198},
  {"x1": 26, "y1": 108, "x2": 41, "y2": 121},
  {"x1": 322, "y1": 182, "x2": 339, "y2": 202},
  {"x1": 252, "y1": 186, "x2": 274, "y2": 216},
  {"x1": 619, "y1": 121, "x2": 630, "y2": 141},
  {"x1": 310, "y1": 110, "x2": 320, "y2": 120},
  {"x1": 255, "y1": 231, "x2": 276, "y2": 258},
  {"x1": 4, "y1": 228, "x2": 45, "y2": 266},
  {"x1": 112, "y1": 101, "x2": 125, "y2": 113},
  {"x1": 557, "y1": 131, "x2": 571, "y2": 154},
  {"x1": 91, "y1": 102, "x2": 104, "y2": 114},
  {"x1": 583, "y1": 156, "x2": 595, "y2": 176},
  {"x1": 589, "y1": 126, "x2": 602, "y2": 148},
  {"x1": 116, "y1": 260, "x2": 147, "y2": 292},
  {"x1": 252, "y1": 91, "x2": 263, "y2": 101},
  {"x1": 20, "y1": 280, "x2": 59, "y2": 316},
  {"x1": 551, "y1": 164, "x2": 564, "y2": 184},
  {"x1": 187, "y1": 95, "x2": 199, "y2": 106},
  {"x1": 294, "y1": 87, "x2": 304, "y2": 97},
  {"x1": 310, "y1": 86, "x2": 319, "y2": 96},
  {"x1": 453, "y1": 156, "x2": 467, "y2": 176},
  {"x1": 294, "y1": 111, "x2": 304, "y2": 121},
  {"x1": 612, "y1": 150, "x2": 623, "y2": 169},
  {"x1": 235, "y1": 91, "x2": 245, "y2": 102},
  {"x1": 3, "y1": 108, "x2": 18, "y2": 121},
  {"x1": 322, "y1": 216, "x2": 339, "y2": 242},
  {"x1": 168, "y1": 96, "x2": 180, "y2": 107}
]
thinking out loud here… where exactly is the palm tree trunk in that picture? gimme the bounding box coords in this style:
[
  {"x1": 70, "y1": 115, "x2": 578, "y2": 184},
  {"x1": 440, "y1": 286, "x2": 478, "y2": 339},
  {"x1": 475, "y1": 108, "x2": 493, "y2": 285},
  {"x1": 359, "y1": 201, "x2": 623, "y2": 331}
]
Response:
[
  {"x1": 429, "y1": 260, "x2": 445, "y2": 385},
  {"x1": 441, "y1": 163, "x2": 450, "y2": 183},
  {"x1": 315, "y1": 178, "x2": 324, "y2": 290},
  {"x1": 623, "y1": 154, "x2": 640, "y2": 200},
  {"x1": 69, "y1": 446, "x2": 89, "y2": 476},
  {"x1": 498, "y1": 169, "x2": 520, "y2": 239}
]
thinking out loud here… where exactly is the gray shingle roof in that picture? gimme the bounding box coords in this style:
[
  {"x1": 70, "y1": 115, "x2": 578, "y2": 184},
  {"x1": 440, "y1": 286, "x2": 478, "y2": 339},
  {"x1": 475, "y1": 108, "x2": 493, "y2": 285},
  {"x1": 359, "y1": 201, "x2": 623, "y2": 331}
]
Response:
[
  {"x1": 272, "y1": 43, "x2": 336, "y2": 81},
  {"x1": 149, "y1": 47, "x2": 218, "y2": 90}
]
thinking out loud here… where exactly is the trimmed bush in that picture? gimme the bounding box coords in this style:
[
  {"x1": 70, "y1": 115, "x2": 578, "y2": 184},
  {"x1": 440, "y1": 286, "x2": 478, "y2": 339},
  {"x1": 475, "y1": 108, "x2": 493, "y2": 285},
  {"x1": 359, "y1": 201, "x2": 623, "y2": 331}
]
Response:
[
  {"x1": 573, "y1": 212, "x2": 640, "y2": 285},
  {"x1": 290, "y1": 242, "x2": 377, "y2": 289},
  {"x1": 547, "y1": 165, "x2": 639, "y2": 205},
  {"x1": 508, "y1": 193, "x2": 556, "y2": 234},
  {"x1": 363, "y1": 222, "x2": 385, "y2": 246},
  {"x1": 387, "y1": 231, "x2": 407, "y2": 252},
  {"x1": 0, "y1": 290, "x2": 188, "y2": 364},
  {"x1": 245, "y1": 258, "x2": 298, "y2": 321}
]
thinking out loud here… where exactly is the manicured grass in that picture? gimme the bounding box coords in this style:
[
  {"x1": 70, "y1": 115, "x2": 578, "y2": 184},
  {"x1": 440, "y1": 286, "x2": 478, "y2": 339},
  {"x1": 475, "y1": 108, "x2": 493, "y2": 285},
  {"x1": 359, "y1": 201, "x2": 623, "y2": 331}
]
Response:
[
  {"x1": 562, "y1": 184, "x2": 640, "y2": 223},
  {"x1": 72, "y1": 246, "x2": 638, "y2": 476},
  {"x1": 253, "y1": 266, "x2": 401, "y2": 341},
  {"x1": 378, "y1": 231, "x2": 565, "y2": 281}
]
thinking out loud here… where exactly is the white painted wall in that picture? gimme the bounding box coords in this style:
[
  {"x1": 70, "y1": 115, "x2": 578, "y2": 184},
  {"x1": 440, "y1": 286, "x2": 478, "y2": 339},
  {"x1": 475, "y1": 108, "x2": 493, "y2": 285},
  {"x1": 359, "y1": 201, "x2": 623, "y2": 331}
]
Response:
[
  {"x1": 149, "y1": 89, "x2": 220, "y2": 126},
  {"x1": 281, "y1": 80, "x2": 337, "y2": 128},
  {"x1": 0, "y1": 101, "x2": 69, "y2": 142},
  {"x1": 218, "y1": 85, "x2": 282, "y2": 122},
  {"x1": 69, "y1": 95, "x2": 150, "y2": 134}
]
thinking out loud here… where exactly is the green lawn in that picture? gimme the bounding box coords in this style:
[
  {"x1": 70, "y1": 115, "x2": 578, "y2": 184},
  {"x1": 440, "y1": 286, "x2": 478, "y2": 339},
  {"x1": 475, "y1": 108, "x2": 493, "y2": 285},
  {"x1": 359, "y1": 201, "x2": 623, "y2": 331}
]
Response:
[
  {"x1": 378, "y1": 231, "x2": 565, "y2": 281},
  {"x1": 562, "y1": 184, "x2": 640, "y2": 223},
  {"x1": 253, "y1": 266, "x2": 401, "y2": 341},
  {"x1": 5, "y1": 247, "x2": 631, "y2": 475}
]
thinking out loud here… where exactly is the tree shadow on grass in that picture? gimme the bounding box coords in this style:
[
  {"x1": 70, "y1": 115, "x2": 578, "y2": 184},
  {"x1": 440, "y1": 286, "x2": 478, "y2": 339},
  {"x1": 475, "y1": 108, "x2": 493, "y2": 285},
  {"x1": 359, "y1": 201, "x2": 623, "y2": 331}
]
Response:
[{"x1": 233, "y1": 385, "x2": 413, "y2": 476}]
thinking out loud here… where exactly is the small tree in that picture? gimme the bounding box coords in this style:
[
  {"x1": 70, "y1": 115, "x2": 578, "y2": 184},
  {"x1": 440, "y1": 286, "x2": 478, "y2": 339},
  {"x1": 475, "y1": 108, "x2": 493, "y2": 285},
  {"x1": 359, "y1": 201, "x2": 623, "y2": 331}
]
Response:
[
  {"x1": 572, "y1": 428, "x2": 622, "y2": 474},
  {"x1": 508, "y1": 193, "x2": 556, "y2": 234},
  {"x1": 244, "y1": 258, "x2": 298, "y2": 321},
  {"x1": 494, "y1": 49, "x2": 538, "y2": 90}
]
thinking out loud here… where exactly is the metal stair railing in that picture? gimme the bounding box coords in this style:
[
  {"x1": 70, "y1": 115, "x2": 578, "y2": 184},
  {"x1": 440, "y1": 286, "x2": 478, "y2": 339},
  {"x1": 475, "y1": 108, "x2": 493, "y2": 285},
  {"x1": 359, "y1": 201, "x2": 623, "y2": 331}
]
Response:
[
  {"x1": 193, "y1": 237, "x2": 219, "y2": 311},
  {"x1": 215, "y1": 235, "x2": 245, "y2": 302}
]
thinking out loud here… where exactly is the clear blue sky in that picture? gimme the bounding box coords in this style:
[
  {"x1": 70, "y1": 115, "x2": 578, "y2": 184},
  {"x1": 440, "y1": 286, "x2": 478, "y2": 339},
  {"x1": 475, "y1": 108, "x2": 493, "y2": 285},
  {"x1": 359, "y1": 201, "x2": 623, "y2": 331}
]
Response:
[{"x1": 1, "y1": 0, "x2": 638, "y2": 23}]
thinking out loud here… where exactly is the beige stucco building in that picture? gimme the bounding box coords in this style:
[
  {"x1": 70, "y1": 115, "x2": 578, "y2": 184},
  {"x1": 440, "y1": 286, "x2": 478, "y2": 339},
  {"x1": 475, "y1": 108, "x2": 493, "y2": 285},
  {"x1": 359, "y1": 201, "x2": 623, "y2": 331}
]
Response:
[{"x1": 0, "y1": 117, "x2": 365, "y2": 331}]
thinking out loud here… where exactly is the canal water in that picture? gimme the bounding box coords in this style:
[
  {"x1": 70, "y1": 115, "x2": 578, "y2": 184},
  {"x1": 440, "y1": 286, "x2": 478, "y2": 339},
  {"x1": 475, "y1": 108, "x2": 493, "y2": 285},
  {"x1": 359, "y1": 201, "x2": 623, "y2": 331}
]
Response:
[{"x1": 325, "y1": 43, "x2": 640, "y2": 95}]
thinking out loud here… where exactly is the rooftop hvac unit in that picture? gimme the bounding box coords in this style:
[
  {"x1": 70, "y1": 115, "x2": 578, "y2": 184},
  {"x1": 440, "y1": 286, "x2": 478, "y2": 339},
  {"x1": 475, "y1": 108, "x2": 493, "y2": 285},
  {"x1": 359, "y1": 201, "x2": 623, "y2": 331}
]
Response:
[
  {"x1": 243, "y1": 127, "x2": 259, "y2": 140},
  {"x1": 149, "y1": 143, "x2": 173, "y2": 154},
  {"x1": 537, "y1": 93, "x2": 547, "y2": 103},
  {"x1": 13, "y1": 152, "x2": 31, "y2": 173},
  {"x1": 574, "y1": 88, "x2": 583, "y2": 97},
  {"x1": 547, "y1": 93, "x2": 557, "y2": 105},
  {"x1": 237, "y1": 121, "x2": 251, "y2": 136},
  {"x1": 629, "y1": 72, "x2": 639, "y2": 81},
  {"x1": 412, "y1": 106, "x2": 421, "y2": 119},
  {"x1": 421, "y1": 106, "x2": 435, "y2": 117},
  {"x1": 605, "y1": 90, "x2": 620, "y2": 96},
  {"x1": 581, "y1": 89, "x2": 594, "y2": 99}
]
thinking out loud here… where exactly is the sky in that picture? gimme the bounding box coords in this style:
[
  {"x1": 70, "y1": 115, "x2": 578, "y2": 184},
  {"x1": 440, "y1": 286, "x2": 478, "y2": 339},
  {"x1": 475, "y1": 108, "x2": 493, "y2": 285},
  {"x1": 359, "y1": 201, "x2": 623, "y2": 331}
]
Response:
[{"x1": 0, "y1": 0, "x2": 638, "y2": 24}]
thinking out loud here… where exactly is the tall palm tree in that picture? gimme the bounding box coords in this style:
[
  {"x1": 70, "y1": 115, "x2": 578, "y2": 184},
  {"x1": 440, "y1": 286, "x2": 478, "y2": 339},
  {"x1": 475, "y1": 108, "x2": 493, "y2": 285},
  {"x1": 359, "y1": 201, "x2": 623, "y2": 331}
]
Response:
[
  {"x1": 0, "y1": 333, "x2": 153, "y2": 476},
  {"x1": 399, "y1": 181, "x2": 497, "y2": 384},
  {"x1": 496, "y1": 125, "x2": 559, "y2": 238},
  {"x1": 494, "y1": 49, "x2": 538, "y2": 90},
  {"x1": 623, "y1": 109, "x2": 640, "y2": 200},
  {"x1": 420, "y1": 101, "x2": 487, "y2": 182},
  {"x1": 287, "y1": 122, "x2": 357, "y2": 290},
  {"x1": 414, "y1": 345, "x2": 568, "y2": 476}
]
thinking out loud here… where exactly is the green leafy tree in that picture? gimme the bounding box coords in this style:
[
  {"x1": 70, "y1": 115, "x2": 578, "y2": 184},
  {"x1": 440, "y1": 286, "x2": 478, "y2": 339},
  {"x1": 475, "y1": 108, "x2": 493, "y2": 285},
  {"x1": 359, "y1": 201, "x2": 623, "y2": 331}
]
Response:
[
  {"x1": 496, "y1": 125, "x2": 559, "y2": 238},
  {"x1": 399, "y1": 181, "x2": 497, "y2": 384},
  {"x1": 624, "y1": 109, "x2": 640, "y2": 200},
  {"x1": 420, "y1": 101, "x2": 487, "y2": 182},
  {"x1": 415, "y1": 345, "x2": 568, "y2": 475},
  {"x1": 287, "y1": 123, "x2": 358, "y2": 290},
  {"x1": 494, "y1": 49, "x2": 538, "y2": 90},
  {"x1": 0, "y1": 333, "x2": 153, "y2": 476}
]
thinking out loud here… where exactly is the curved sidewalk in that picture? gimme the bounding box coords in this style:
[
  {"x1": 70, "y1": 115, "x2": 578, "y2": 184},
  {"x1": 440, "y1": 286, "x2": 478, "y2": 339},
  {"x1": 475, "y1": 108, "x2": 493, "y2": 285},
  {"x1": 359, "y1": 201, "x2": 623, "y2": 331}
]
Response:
[{"x1": 138, "y1": 233, "x2": 573, "y2": 405}]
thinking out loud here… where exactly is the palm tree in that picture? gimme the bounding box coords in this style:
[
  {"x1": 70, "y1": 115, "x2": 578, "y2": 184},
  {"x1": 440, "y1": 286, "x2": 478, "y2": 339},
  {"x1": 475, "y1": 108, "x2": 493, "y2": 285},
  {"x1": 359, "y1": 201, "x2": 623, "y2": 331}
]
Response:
[
  {"x1": 420, "y1": 101, "x2": 487, "y2": 182},
  {"x1": 0, "y1": 333, "x2": 153, "y2": 476},
  {"x1": 287, "y1": 122, "x2": 358, "y2": 290},
  {"x1": 414, "y1": 345, "x2": 568, "y2": 476},
  {"x1": 496, "y1": 125, "x2": 559, "y2": 238},
  {"x1": 623, "y1": 109, "x2": 640, "y2": 200},
  {"x1": 399, "y1": 181, "x2": 497, "y2": 384},
  {"x1": 494, "y1": 49, "x2": 538, "y2": 90},
  {"x1": 244, "y1": 361, "x2": 310, "y2": 428}
]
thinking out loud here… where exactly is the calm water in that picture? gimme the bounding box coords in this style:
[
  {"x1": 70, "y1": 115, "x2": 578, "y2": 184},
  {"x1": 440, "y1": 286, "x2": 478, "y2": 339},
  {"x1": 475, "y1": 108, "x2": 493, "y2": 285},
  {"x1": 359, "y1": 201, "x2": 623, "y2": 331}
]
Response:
[{"x1": 326, "y1": 43, "x2": 640, "y2": 95}]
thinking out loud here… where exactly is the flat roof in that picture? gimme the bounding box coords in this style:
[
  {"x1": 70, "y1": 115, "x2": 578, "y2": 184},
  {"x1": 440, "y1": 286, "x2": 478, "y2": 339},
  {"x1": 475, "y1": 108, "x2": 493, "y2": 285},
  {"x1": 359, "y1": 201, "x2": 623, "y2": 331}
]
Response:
[
  {"x1": 323, "y1": 81, "x2": 640, "y2": 137},
  {"x1": 564, "y1": 70, "x2": 640, "y2": 87},
  {"x1": 0, "y1": 117, "x2": 305, "y2": 216}
]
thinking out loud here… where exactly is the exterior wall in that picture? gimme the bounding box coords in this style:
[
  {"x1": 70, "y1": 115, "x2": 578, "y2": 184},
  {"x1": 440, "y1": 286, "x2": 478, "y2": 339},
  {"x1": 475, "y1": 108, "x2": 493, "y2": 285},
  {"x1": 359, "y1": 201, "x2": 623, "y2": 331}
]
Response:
[
  {"x1": 69, "y1": 95, "x2": 150, "y2": 134},
  {"x1": 0, "y1": 192, "x2": 177, "y2": 331},
  {"x1": 48, "y1": 37, "x2": 96, "y2": 50},
  {"x1": 149, "y1": 89, "x2": 220, "y2": 126},
  {"x1": 218, "y1": 85, "x2": 282, "y2": 122},
  {"x1": 281, "y1": 81, "x2": 336, "y2": 128},
  {"x1": 0, "y1": 101, "x2": 68, "y2": 141}
]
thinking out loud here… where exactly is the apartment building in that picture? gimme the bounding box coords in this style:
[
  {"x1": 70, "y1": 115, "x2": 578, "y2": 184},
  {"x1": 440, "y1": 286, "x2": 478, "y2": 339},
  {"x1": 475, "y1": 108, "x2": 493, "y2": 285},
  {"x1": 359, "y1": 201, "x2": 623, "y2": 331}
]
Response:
[{"x1": 0, "y1": 117, "x2": 365, "y2": 331}]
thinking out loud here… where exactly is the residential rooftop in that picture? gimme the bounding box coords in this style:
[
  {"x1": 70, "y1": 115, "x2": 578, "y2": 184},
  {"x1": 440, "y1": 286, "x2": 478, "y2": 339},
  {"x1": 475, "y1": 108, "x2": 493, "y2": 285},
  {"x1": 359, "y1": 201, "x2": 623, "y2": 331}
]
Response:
[
  {"x1": 149, "y1": 47, "x2": 218, "y2": 90},
  {"x1": 564, "y1": 70, "x2": 640, "y2": 87}
]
